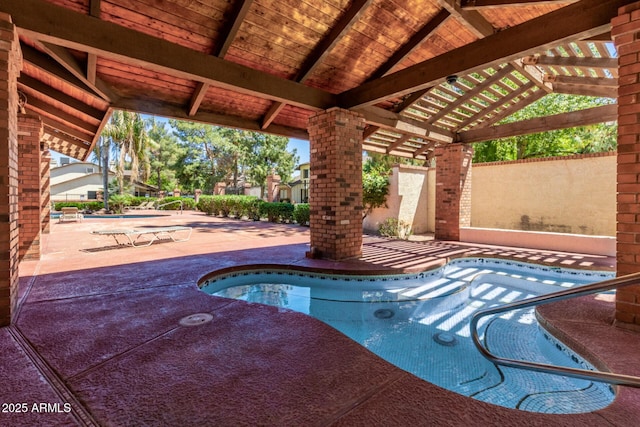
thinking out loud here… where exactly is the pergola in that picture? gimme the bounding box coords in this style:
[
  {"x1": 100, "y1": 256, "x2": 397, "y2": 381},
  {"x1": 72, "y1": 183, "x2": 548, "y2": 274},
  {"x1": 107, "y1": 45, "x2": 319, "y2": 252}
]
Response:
[
  {"x1": 2, "y1": 0, "x2": 619, "y2": 159},
  {"x1": 1, "y1": 0, "x2": 639, "y2": 327}
]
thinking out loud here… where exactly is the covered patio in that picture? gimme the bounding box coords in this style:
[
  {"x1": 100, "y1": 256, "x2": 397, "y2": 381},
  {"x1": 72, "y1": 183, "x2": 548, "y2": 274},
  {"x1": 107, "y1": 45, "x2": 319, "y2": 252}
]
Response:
[
  {"x1": 2, "y1": 0, "x2": 640, "y2": 424},
  {"x1": 6, "y1": 212, "x2": 640, "y2": 425}
]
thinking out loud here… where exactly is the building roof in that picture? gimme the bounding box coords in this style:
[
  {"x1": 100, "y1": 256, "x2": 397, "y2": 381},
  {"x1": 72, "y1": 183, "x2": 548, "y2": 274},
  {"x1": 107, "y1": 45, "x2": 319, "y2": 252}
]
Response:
[{"x1": 3, "y1": 0, "x2": 622, "y2": 160}]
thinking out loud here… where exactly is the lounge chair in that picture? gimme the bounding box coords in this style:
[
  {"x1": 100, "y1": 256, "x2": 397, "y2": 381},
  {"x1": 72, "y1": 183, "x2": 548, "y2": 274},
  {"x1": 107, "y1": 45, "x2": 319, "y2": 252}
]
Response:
[
  {"x1": 91, "y1": 226, "x2": 192, "y2": 247},
  {"x1": 59, "y1": 207, "x2": 83, "y2": 223}
]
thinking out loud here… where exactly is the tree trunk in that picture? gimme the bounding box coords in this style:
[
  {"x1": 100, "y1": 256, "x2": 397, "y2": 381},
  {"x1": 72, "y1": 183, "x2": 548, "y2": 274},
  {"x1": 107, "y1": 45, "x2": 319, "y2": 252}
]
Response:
[{"x1": 102, "y1": 138, "x2": 110, "y2": 211}]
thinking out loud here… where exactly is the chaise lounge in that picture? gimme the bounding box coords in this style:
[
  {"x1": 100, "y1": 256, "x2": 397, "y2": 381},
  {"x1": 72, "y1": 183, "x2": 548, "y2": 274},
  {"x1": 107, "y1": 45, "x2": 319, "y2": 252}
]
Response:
[
  {"x1": 58, "y1": 207, "x2": 84, "y2": 223},
  {"x1": 91, "y1": 226, "x2": 192, "y2": 247}
]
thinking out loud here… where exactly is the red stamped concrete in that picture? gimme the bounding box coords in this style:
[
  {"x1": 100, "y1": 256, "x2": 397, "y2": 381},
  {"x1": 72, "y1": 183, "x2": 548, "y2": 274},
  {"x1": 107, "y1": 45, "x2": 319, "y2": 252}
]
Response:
[{"x1": 1, "y1": 212, "x2": 638, "y2": 426}]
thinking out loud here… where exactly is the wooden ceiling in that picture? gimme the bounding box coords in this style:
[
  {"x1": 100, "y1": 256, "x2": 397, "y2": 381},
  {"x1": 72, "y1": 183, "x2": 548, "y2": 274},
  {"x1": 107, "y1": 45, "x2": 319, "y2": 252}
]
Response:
[{"x1": 0, "y1": 0, "x2": 627, "y2": 160}]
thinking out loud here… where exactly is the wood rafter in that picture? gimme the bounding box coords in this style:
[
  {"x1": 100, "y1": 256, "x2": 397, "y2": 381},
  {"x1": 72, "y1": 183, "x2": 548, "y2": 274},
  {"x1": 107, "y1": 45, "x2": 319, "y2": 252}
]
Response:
[
  {"x1": 38, "y1": 41, "x2": 116, "y2": 102},
  {"x1": 470, "y1": 85, "x2": 543, "y2": 129},
  {"x1": 86, "y1": 0, "x2": 101, "y2": 84},
  {"x1": 460, "y1": 0, "x2": 576, "y2": 9},
  {"x1": 261, "y1": 0, "x2": 373, "y2": 129},
  {"x1": 340, "y1": 0, "x2": 625, "y2": 108},
  {"x1": 386, "y1": 135, "x2": 411, "y2": 153},
  {"x1": 357, "y1": 106, "x2": 454, "y2": 143},
  {"x1": 524, "y1": 55, "x2": 617, "y2": 69},
  {"x1": 189, "y1": 0, "x2": 254, "y2": 117},
  {"x1": 3, "y1": 0, "x2": 336, "y2": 111},
  {"x1": 36, "y1": 114, "x2": 95, "y2": 143},
  {"x1": 457, "y1": 104, "x2": 616, "y2": 143},
  {"x1": 551, "y1": 83, "x2": 616, "y2": 97},
  {"x1": 544, "y1": 74, "x2": 618, "y2": 87},
  {"x1": 27, "y1": 97, "x2": 98, "y2": 134}
]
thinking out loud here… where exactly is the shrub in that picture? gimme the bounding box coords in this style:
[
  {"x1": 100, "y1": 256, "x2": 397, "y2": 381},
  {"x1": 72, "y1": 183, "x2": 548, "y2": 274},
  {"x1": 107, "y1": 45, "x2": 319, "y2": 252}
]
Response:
[
  {"x1": 378, "y1": 218, "x2": 412, "y2": 240},
  {"x1": 54, "y1": 201, "x2": 103, "y2": 211},
  {"x1": 156, "y1": 196, "x2": 196, "y2": 210},
  {"x1": 259, "y1": 202, "x2": 294, "y2": 223},
  {"x1": 293, "y1": 203, "x2": 310, "y2": 226},
  {"x1": 197, "y1": 195, "x2": 262, "y2": 219},
  {"x1": 108, "y1": 194, "x2": 134, "y2": 213}
]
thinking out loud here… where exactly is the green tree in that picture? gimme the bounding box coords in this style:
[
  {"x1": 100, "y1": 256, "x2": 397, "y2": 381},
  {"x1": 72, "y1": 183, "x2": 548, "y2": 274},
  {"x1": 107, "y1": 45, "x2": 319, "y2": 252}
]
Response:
[
  {"x1": 472, "y1": 94, "x2": 617, "y2": 163},
  {"x1": 102, "y1": 110, "x2": 149, "y2": 193},
  {"x1": 362, "y1": 155, "x2": 391, "y2": 218},
  {"x1": 146, "y1": 118, "x2": 180, "y2": 192},
  {"x1": 233, "y1": 131, "x2": 298, "y2": 196},
  {"x1": 170, "y1": 120, "x2": 239, "y2": 192}
]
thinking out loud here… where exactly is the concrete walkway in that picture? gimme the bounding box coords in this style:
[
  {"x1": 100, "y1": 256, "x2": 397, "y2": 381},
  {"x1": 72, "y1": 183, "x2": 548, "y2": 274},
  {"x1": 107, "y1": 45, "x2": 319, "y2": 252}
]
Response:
[{"x1": 2, "y1": 212, "x2": 638, "y2": 426}]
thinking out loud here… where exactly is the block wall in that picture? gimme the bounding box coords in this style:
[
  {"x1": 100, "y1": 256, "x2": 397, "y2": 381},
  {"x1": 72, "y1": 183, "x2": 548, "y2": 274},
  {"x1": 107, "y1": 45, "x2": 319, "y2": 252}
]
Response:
[
  {"x1": 308, "y1": 108, "x2": 365, "y2": 260},
  {"x1": 613, "y1": 1, "x2": 640, "y2": 327},
  {"x1": 18, "y1": 114, "x2": 43, "y2": 260},
  {"x1": 0, "y1": 16, "x2": 22, "y2": 326},
  {"x1": 434, "y1": 143, "x2": 473, "y2": 241}
]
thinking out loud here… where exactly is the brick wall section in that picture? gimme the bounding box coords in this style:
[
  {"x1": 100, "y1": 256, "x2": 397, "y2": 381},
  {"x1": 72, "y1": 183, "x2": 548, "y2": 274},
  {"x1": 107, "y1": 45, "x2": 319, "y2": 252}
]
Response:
[
  {"x1": 40, "y1": 145, "x2": 51, "y2": 234},
  {"x1": 614, "y1": 1, "x2": 640, "y2": 328},
  {"x1": 266, "y1": 174, "x2": 280, "y2": 202},
  {"x1": 0, "y1": 16, "x2": 22, "y2": 326},
  {"x1": 434, "y1": 143, "x2": 473, "y2": 241},
  {"x1": 308, "y1": 108, "x2": 365, "y2": 260},
  {"x1": 18, "y1": 114, "x2": 43, "y2": 260}
]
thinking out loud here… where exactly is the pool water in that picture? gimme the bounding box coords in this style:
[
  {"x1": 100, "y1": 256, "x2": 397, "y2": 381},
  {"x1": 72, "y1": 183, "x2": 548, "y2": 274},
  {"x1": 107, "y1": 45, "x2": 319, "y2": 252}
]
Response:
[{"x1": 199, "y1": 258, "x2": 616, "y2": 414}]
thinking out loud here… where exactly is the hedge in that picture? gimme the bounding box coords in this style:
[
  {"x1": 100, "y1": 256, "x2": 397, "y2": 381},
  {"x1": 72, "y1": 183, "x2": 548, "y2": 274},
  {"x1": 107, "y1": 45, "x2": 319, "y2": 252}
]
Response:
[
  {"x1": 197, "y1": 196, "x2": 310, "y2": 225},
  {"x1": 293, "y1": 203, "x2": 309, "y2": 226},
  {"x1": 259, "y1": 202, "x2": 294, "y2": 223}
]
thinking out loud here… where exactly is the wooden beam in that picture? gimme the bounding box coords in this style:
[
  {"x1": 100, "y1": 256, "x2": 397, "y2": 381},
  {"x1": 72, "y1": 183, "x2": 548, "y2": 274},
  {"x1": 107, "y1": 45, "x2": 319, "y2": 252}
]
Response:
[
  {"x1": 36, "y1": 114, "x2": 96, "y2": 142},
  {"x1": 460, "y1": 0, "x2": 576, "y2": 9},
  {"x1": 27, "y1": 98, "x2": 99, "y2": 135},
  {"x1": 113, "y1": 98, "x2": 309, "y2": 140},
  {"x1": 339, "y1": 0, "x2": 629, "y2": 108},
  {"x1": 85, "y1": 108, "x2": 113, "y2": 161},
  {"x1": 356, "y1": 106, "x2": 454, "y2": 143},
  {"x1": 189, "y1": 0, "x2": 254, "y2": 117},
  {"x1": 544, "y1": 74, "x2": 618, "y2": 87},
  {"x1": 38, "y1": 41, "x2": 117, "y2": 102},
  {"x1": 413, "y1": 141, "x2": 437, "y2": 158},
  {"x1": 386, "y1": 135, "x2": 411, "y2": 154},
  {"x1": 524, "y1": 55, "x2": 617, "y2": 69},
  {"x1": 393, "y1": 88, "x2": 432, "y2": 114},
  {"x1": 4, "y1": 0, "x2": 336, "y2": 111},
  {"x1": 86, "y1": 0, "x2": 101, "y2": 84},
  {"x1": 440, "y1": 0, "x2": 494, "y2": 38},
  {"x1": 457, "y1": 104, "x2": 617, "y2": 143},
  {"x1": 261, "y1": 0, "x2": 373, "y2": 128},
  {"x1": 552, "y1": 83, "x2": 617, "y2": 98},
  {"x1": 21, "y1": 43, "x2": 106, "y2": 103},
  {"x1": 369, "y1": 9, "x2": 450, "y2": 80},
  {"x1": 18, "y1": 74, "x2": 105, "y2": 121}
]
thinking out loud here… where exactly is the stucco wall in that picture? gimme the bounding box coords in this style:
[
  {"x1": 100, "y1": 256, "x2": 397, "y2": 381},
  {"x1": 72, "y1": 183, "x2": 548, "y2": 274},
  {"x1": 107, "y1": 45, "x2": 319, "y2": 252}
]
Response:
[
  {"x1": 363, "y1": 164, "x2": 434, "y2": 234},
  {"x1": 471, "y1": 153, "x2": 616, "y2": 236}
]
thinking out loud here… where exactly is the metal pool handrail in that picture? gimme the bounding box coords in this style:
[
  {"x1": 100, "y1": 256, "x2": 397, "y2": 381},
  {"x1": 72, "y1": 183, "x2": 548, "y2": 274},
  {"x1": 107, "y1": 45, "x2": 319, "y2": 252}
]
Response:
[
  {"x1": 156, "y1": 199, "x2": 183, "y2": 213},
  {"x1": 469, "y1": 271, "x2": 640, "y2": 388}
]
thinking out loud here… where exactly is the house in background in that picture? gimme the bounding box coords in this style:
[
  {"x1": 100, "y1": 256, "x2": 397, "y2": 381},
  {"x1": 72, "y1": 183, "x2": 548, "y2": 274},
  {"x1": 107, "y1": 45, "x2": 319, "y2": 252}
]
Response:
[
  {"x1": 287, "y1": 162, "x2": 310, "y2": 204},
  {"x1": 51, "y1": 161, "x2": 159, "y2": 201}
]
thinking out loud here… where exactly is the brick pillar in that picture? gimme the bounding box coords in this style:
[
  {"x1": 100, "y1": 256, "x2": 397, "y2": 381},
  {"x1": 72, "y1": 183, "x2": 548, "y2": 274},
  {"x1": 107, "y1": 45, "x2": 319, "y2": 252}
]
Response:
[
  {"x1": 214, "y1": 182, "x2": 226, "y2": 195},
  {"x1": 434, "y1": 143, "x2": 473, "y2": 241},
  {"x1": 18, "y1": 114, "x2": 43, "y2": 260},
  {"x1": 40, "y1": 144, "x2": 51, "y2": 234},
  {"x1": 194, "y1": 189, "x2": 202, "y2": 204},
  {"x1": 613, "y1": 1, "x2": 640, "y2": 328},
  {"x1": 0, "y1": 16, "x2": 22, "y2": 326},
  {"x1": 307, "y1": 108, "x2": 365, "y2": 260},
  {"x1": 266, "y1": 174, "x2": 280, "y2": 202}
]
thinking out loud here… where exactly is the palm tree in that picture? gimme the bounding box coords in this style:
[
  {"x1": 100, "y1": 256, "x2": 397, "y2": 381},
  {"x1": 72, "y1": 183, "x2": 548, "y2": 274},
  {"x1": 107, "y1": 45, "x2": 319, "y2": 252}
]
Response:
[{"x1": 101, "y1": 111, "x2": 150, "y2": 195}]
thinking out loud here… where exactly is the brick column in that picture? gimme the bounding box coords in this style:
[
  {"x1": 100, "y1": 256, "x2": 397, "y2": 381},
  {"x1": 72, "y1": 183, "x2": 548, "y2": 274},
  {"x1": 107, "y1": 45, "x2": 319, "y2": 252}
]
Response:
[
  {"x1": 613, "y1": 1, "x2": 640, "y2": 328},
  {"x1": 266, "y1": 174, "x2": 280, "y2": 202},
  {"x1": 214, "y1": 182, "x2": 226, "y2": 195},
  {"x1": 41, "y1": 144, "x2": 51, "y2": 234},
  {"x1": 18, "y1": 114, "x2": 43, "y2": 260},
  {"x1": 434, "y1": 143, "x2": 473, "y2": 241},
  {"x1": 307, "y1": 108, "x2": 365, "y2": 260},
  {"x1": 0, "y1": 16, "x2": 22, "y2": 326}
]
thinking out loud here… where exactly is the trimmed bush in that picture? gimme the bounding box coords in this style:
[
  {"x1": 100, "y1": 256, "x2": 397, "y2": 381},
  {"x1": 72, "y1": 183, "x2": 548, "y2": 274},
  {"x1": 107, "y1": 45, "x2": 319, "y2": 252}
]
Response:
[
  {"x1": 293, "y1": 203, "x2": 310, "y2": 226},
  {"x1": 53, "y1": 201, "x2": 103, "y2": 211},
  {"x1": 259, "y1": 202, "x2": 294, "y2": 223},
  {"x1": 197, "y1": 195, "x2": 262, "y2": 219}
]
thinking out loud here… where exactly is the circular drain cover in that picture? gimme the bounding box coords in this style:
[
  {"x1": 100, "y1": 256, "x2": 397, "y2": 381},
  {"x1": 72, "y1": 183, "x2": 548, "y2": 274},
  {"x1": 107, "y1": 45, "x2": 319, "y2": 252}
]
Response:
[
  {"x1": 179, "y1": 313, "x2": 213, "y2": 327},
  {"x1": 374, "y1": 308, "x2": 395, "y2": 319},
  {"x1": 433, "y1": 332, "x2": 457, "y2": 346}
]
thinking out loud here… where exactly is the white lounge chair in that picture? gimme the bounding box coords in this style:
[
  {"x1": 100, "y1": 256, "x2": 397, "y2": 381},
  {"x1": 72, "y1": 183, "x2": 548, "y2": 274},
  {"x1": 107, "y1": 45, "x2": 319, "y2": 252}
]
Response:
[
  {"x1": 59, "y1": 207, "x2": 83, "y2": 223},
  {"x1": 91, "y1": 226, "x2": 192, "y2": 247}
]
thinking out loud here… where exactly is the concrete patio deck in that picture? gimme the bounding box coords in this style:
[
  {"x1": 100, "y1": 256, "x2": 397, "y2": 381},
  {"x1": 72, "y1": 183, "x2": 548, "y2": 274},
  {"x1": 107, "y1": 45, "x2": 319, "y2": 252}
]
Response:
[{"x1": 2, "y1": 211, "x2": 639, "y2": 426}]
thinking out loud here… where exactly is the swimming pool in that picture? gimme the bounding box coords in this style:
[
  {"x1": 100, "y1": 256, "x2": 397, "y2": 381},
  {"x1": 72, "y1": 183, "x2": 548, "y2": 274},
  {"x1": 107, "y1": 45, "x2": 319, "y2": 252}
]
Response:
[{"x1": 199, "y1": 258, "x2": 615, "y2": 414}]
